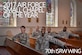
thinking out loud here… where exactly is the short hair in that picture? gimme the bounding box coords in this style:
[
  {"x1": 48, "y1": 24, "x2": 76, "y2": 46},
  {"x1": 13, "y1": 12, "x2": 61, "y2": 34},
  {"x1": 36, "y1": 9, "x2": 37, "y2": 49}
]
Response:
[
  {"x1": 20, "y1": 26, "x2": 26, "y2": 29},
  {"x1": 41, "y1": 26, "x2": 46, "y2": 31}
]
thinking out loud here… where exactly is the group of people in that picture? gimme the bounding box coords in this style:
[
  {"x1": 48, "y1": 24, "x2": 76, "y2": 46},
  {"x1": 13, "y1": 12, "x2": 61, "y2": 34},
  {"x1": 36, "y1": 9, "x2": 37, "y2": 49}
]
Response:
[{"x1": 12, "y1": 26, "x2": 79, "y2": 54}]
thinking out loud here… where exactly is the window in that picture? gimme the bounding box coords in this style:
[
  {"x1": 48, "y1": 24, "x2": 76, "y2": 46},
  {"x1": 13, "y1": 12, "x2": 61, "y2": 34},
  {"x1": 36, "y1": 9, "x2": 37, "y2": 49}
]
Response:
[
  {"x1": 70, "y1": 0, "x2": 77, "y2": 27},
  {"x1": 46, "y1": 0, "x2": 58, "y2": 27},
  {"x1": 0, "y1": 0, "x2": 17, "y2": 27}
]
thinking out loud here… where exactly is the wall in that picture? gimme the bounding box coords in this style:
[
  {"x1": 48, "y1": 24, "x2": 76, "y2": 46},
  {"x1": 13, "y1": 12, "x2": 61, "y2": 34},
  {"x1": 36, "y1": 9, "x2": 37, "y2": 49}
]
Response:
[
  {"x1": 17, "y1": 0, "x2": 46, "y2": 27},
  {"x1": 0, "y1": 0, "x2": 82, "y2": 36},
  {"x1": 77, "y1": 0, "x2": 82, "y2": 27}
]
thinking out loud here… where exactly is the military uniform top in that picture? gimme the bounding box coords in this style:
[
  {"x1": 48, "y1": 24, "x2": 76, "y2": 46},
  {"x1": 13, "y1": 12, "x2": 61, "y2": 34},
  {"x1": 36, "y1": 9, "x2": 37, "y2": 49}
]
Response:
[
  {"x1": 32, "y1": 30, "x2": 41, "y2": 38},
  {"x1": 58, "y1": 31, "x2": 79, "y2": 39},
  {"x1": 46, "y1": 32, "x2": 55, "y2": 37},
  {"x1": 35, "y1": 34, "x2": 66, "y2": 54},
  {"x1": 12, "y1": 33, "x2": 29, "y2": 46}
]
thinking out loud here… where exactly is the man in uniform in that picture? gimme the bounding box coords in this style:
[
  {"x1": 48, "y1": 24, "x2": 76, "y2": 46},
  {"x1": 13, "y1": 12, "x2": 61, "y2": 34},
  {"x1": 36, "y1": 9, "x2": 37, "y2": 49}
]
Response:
[
  {"x1": 35, "y1": 27, "x2": 69, "y2": 54},
  {"x1": 46, "y1": 27, "x2": 61, "y2": 38},
  {"x1": 32, "y1": 26, "x2": 41, "y2": 38},
  {"x1": 58, "y1": 26, "x2": 79, "y2": 39},
  {"x1": 12, "y1": 26, "x2": 29, "y2": 46}
]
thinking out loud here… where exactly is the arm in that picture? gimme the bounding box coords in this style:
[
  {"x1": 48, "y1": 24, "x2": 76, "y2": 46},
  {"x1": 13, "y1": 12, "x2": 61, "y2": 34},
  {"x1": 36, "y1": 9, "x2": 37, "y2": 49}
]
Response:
[
  {"x1": 46, "y1": 35, "x2": 65, "y2": 48},
  {"x1": 58, "y1": 31, "x2": 63, "y2": 36},
  {"x1": 35, "y1": 38, "x2": 40, "y2": 51},
  {"x1": 32, "y1": 32, "x2": 36, "y2": 37},
  {"x1": 26, "y1": 34, "x2": 30, "y2": 46},
  {"x1": 12, "y1": 33, "x2": 20, "y2": 41},
  {"x1": 49, "y1": 37, "x2": 66, "y2": 48},
  {"x1": 54, "y1": 34, "x2": 63, "y2": 38},
  {"x1": 69, "y1": 32, "x2": 80, "y2": 38}
]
